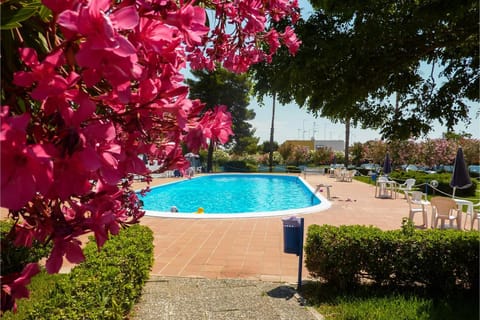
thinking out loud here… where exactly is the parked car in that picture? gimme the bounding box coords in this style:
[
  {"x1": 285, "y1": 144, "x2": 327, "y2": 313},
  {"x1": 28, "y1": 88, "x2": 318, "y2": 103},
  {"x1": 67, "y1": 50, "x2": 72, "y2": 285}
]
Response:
[
  {"x1": 469, "y1": 165, "x2": 480, "y2": 177},
  {"x1": 403, "y1": 164, "x2": 419, "y2": 172},
  {"x1": 436, "y1": 165, "x2": 454, "y2": 173},
  {"x1": 359, "y1": 163, "x2": 381, "y2": 173},
  {"x1": 417, "y1": 166, "x2": 437, "y2": 174},
  {"x1": 399, "y1": 164, "x2": 436, "y2": 174}
]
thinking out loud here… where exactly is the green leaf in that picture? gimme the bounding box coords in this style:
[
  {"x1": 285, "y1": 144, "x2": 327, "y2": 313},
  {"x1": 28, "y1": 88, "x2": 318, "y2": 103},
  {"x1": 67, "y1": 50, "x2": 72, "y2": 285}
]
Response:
[
  {"x1": 1, "y1": 3, "x2": 41, "y2": 30},
  {"x1": 38, "y1": 4, "x2": 52, "y2": 21}
]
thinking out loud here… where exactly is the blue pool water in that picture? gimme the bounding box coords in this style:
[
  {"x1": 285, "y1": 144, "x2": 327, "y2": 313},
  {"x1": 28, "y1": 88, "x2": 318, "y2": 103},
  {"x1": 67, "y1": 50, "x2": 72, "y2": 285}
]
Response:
[{"x1": 139, "y1": 174, "x2": 330, "y2": 218}]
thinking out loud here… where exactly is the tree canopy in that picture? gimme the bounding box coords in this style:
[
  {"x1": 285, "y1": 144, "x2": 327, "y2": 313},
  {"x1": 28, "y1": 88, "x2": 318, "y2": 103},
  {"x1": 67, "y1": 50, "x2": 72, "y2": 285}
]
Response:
[
  {"x1": 186, "y1": 67, "x2": 257, "y2": 154},
  {"x1": 254, "y1": 0, "x2": 479, "y2": 140}
]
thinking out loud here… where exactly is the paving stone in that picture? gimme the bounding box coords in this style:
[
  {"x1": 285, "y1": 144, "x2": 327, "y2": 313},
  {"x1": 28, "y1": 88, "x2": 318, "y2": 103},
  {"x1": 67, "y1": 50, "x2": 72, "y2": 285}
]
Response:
[{"x1": 131, "y1": 276, "x2": 321, "y2": 320}]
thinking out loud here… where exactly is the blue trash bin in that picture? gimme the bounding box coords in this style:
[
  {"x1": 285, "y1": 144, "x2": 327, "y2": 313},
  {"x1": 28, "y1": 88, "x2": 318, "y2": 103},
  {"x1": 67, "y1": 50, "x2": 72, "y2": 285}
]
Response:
[
  {"x1": 282, "y1": 216, "x2": 302, "y2": 255},
  {"x1": 371, "y1": 173, "x2": 377, "y2": 183}
]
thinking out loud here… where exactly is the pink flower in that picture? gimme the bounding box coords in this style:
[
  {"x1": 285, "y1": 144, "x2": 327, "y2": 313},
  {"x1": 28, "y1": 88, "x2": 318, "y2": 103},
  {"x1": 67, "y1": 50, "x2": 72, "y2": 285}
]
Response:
[
  {"x1": 190, "y1": 105, "x2": 233, "y2": 148},
  {"x1": 134, "y1": 17, "x2": 180, "y2": 53},
  {"x1": 48, "y1": 122, "x2": 124, "y2": 199},
  {"x1": 58, "y1": 1, "x2": 140, "y2": 96},
  {"x1": 82, "y1": 122, "x2": 124, "y2": 185},
  {"x1": 13, "y1": 48, "x2": 71, "y2": 101},
  {"x1": 1, "y1": 263, "x2": 40, "y2": 313},
  {"x1": 185, "y1": 125, "x2": 207, "y2": 152},
  {"x1": 238, "y1": 0, "x2": 266, "y2": 33},
  {"x1": 42, "y1": 0, "x2": 77, "y2": 14},
  {"x1": 47, "y1": 156, "x2": 93, "y2": 200},
  {"x1": 86, "y1": 207, "x2": 119, "y2": 248},
  {"x1": 269, "y1": 0, "x2": 300, "y2": 23},
  {"x1": 209, "y1": 105, "x2": 234, "y2": 144},
  {"x1": 0, "y1": 108, "x2": 54, "y2": 210},
  {"x1": 281, "y1": 26, "x2": 301, "y2": 55},
  {"x1": 46, "y1": 237, "x2": 85, "y2": 273},
  {"x1": 265, "y1": 30, "x2": 281, "y2": 55},
  {"x1": 166, "y1": 4, "x2": 210, "y2": 46}
]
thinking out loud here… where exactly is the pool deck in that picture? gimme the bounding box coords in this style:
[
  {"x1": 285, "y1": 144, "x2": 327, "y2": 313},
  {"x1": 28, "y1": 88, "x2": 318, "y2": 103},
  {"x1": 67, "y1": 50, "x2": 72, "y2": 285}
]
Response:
[{"x1": 134, "y1": 173, "x2": 416, "y2": 284}]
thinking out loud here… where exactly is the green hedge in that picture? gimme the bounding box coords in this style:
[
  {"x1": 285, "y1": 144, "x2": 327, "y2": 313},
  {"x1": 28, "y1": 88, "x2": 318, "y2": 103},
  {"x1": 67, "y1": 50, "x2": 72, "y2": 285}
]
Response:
[
  {"x1": 305, "y1": 223, "x2": 480, "y2": 293},
  {"x1": 7, "y1": 224, "x2": 154, "y2": 320},
  {"x1": 286, "y1": 166, "x2": 301, "y2": 173},
  {"x1": 222, "y1": 160, "x2": 256, "y2": 172},
  {"x1": 389, "y1": 171, "x2": 477, "y2": 197}
]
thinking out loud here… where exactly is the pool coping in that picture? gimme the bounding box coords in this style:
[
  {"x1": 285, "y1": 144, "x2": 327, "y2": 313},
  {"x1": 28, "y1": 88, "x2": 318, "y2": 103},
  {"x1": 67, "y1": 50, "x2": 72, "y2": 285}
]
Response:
[{"x1": 141, "y1": 173, "x2": 332, "y2": 219}]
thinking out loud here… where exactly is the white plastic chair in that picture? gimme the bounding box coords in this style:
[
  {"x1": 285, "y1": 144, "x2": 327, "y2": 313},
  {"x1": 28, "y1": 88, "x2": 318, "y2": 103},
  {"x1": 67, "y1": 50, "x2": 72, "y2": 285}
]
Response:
[
  {"x1": 430, "y1": 197, "x2": 462, "y2": 230},
  {"x1": 405, "y1": 191, "x2": 428, "y2": 227},
  {"x1": 335, "y1": 168, "x2": 345, "y2": 181},
  {"x1": 344, "y1": 170, "x2": 357, "y2": 182},
  {"x1": 397, "y1": 179, "x2": 416, "y2": 198}
]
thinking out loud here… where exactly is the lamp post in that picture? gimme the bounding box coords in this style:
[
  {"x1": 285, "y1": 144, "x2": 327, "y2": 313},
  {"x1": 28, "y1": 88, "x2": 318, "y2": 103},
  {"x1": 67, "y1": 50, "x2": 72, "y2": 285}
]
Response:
[
  {"x1": 302, "y1": 119, "x2": 307, "y2": 140},
  {"x1": 269, "y1": 92, "x2": 276, "y2": 173}
]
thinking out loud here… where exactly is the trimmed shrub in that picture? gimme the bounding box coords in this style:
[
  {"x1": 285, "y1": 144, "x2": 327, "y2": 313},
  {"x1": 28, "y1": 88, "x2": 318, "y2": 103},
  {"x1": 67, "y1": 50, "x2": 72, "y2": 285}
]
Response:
[
  {"x1": 286, "y1": 166, "x2": 301, "y2": 173},
  {"x1": 305, "y1": 224, "x2": 480, "y2": 293},
  {"x1": 223, "y1": 160, "x2": 253, "y2": 172},
  {"x1": 10, "y1": 224, "x2": 154, "y2": 320},
  {"x1": 389, "y1": 171, "x2": 477, "y2": 197}
]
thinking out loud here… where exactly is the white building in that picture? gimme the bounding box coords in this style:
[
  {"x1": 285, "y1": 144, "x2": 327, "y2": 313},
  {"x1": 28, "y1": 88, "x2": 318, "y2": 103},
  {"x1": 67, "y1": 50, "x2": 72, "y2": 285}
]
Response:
[
  {"x1": 285, "y1": 139, "x2": 345, "y2": 153},
  {"x1": 314, "y1": 140, "x2": 345, "y2": 153}
]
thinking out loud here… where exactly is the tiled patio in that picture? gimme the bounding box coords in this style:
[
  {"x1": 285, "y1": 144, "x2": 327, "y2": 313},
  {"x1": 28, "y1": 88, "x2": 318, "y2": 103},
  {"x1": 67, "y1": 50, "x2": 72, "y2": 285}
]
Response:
[{"x1": 137, "y1": 174, "x2": 415, "y2": 284}]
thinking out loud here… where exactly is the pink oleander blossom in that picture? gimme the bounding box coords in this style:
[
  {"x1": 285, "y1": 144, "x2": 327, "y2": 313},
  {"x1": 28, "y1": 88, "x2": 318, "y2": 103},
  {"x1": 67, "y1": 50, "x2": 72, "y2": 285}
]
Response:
[
  {"x1": 265, "y1": 30, "x2": 281, "y2": 55},
  {"x1": 1, "y1": 263, "x2": 40, "y2": 313},
  {"x1": 58, "y1": 0, "x2": 141, "y2": 95},
  {"x1": 188, "y1": 105, "x2": 233, "y2": 149},
  {"x1": 165, "y1": 4, "x2": 210, "y2": 46},
  {"x1": 207, "y1": 105, "x2": 234, "y2": 144},
  {"x1": 281, "y1": 26, "x2": 301, "y2": 55},
  {"x1": 13, "y1": 48, "x2": 71, "y2": 101},
  {"x1": 46, "y1": 237, "x2": 85, "y2": 273},
  {"x1": 42, "y1": 0, "x2": 77, "y2": 14},
  {"x1": 134, "y1": 17, "x2": 180, "y2": 53},
  {"x1": 0, "y1": 108, "x2": 54, "y2": 210},
  {"x1": 238, "y1": 0, "x2": 267, "y2": 33},
  {"x1": 85, "y1": 205, "x2": 120, "y2": 248},
  {"x1": 268, "y1": 0, "x2": 300, "y2": 23}
]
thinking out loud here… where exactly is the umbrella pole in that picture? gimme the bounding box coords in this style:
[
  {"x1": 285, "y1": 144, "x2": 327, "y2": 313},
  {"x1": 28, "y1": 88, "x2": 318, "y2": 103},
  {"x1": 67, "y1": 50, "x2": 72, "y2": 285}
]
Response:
[{"x1": 452, "y1": 187, "x2": 456, "y2": 198}]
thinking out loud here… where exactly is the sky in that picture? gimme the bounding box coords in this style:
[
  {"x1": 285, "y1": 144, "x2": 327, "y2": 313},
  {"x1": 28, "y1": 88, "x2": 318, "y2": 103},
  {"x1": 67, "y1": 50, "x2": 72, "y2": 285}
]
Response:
[
  {"x1": 247, "y1": 97, "x2": 480, "y2": 145},
  {"x1": 246, "y1": 1, "x2": 480, "y2": 144}
]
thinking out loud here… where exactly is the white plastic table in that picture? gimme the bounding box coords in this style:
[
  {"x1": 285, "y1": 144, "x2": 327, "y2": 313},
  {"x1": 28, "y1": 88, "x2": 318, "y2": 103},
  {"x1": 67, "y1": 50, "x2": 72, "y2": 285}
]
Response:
[
  {"x1": 453, "y1": 198, "x2": 474, "y2": 230},
  {"x1": 375, "y1": 179, "x2": 397, "y2": 199}
]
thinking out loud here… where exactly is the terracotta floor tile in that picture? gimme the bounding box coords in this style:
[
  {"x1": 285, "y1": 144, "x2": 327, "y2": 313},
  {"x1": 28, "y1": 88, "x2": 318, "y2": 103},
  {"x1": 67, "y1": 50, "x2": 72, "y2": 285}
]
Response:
[
  {"x1": 202, "y1": 265, "x2": 224, "y2": 272},
  {"x1": 159, "y1": 265, "x2": 183, "y2": 276}
]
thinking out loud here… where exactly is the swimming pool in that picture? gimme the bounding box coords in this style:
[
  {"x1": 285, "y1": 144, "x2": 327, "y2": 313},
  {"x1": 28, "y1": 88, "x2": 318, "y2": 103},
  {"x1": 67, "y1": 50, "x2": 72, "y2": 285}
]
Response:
[{"x1": 139, "y1": 173, "x2": 331, "y2": 218}]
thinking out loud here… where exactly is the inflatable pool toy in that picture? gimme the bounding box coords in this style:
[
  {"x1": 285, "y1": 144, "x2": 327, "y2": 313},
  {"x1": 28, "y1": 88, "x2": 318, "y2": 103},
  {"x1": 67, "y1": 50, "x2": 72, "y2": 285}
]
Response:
[{"x1": 196, "y1": 207, "x2": 204, "y2": 214}]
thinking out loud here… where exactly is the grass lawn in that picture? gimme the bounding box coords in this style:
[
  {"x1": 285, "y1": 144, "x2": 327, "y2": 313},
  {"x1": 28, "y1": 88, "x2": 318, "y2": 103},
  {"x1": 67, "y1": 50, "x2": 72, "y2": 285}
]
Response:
[{"x1": 301, "y1": 282, "x2": 479, "y2": 320}]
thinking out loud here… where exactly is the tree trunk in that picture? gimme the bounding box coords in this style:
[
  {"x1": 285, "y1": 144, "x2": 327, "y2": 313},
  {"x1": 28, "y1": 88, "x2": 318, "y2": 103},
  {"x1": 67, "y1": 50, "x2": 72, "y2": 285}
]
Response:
[
  {"x1": 207, "y1": 140, "x2": 214, "y2": 172},
  {"x1": 269, "y1": 92, "x2": 276, "y2": 172},
  {"x1": 344, "y1": 117, "x2": 350, "y2": 166}
]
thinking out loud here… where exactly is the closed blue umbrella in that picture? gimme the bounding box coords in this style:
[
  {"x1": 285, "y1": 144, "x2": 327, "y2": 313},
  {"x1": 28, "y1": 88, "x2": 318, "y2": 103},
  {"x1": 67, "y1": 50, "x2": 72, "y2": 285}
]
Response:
[
  {"x1": 450, "y1": 147, "x2": 472, "y2": 197},
  {"x1": 383, "y1": 152, "x2": 392, "y2": 175}
]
